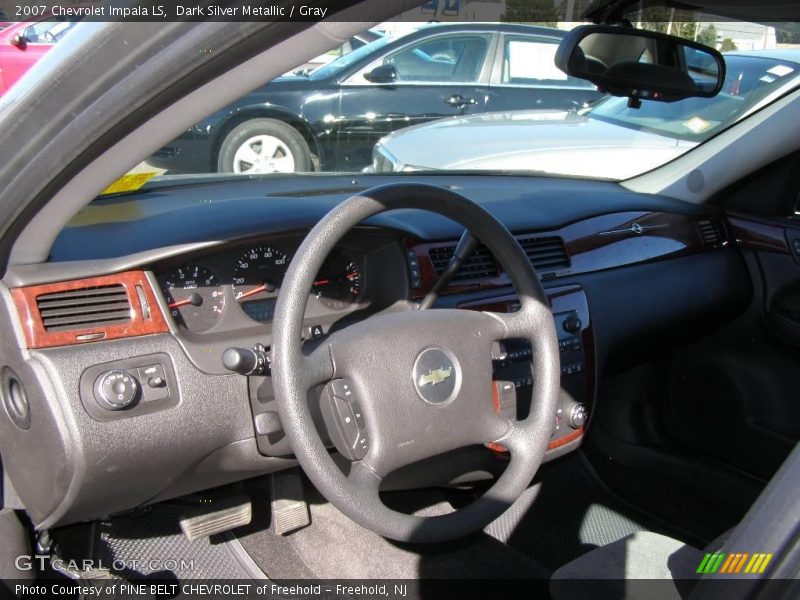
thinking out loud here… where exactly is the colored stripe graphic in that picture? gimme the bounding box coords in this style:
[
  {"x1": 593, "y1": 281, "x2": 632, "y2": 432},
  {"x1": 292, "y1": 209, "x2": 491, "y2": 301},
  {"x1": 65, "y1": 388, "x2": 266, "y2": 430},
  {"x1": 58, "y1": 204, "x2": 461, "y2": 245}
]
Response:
[
  {"x1": 699, "y1": 552, "x2": 773, "y2": 575},
  {"x1": 697, "y1": 553, "x2": 726, "y2": 574},
  {"x1": 734, "y1": 553, "x2": 749, "y2": 573},
  {"x1": 720, "y1": 553, "x2": 737, "y2": 573}
]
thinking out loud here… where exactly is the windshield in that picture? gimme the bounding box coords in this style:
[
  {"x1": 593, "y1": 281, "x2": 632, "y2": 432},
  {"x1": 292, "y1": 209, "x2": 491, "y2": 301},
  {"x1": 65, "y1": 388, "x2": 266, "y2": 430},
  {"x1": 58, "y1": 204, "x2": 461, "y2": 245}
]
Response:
[
  {"x1": 76, "y1": 15, "x2": 800, "y2": 191},
  {"x1": 587, "y1": 54, "x2": 800, "y2": 142}
]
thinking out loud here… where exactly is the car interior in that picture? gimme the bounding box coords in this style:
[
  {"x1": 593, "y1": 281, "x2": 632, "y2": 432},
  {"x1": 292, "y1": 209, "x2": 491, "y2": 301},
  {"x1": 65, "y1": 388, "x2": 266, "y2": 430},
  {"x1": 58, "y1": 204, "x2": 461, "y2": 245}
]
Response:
[{"x1": 1, "y1": 1, "x2": 800, "y2": 599}]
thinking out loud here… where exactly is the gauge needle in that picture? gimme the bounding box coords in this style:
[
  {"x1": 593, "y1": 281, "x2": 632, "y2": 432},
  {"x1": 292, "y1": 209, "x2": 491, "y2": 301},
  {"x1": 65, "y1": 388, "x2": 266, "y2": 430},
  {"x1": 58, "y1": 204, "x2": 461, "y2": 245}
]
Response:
[
  {"x1": 314, "y1": 278, "x2": 330, "y2": 286},
  {"x1": 168, "y1": 293, "x2": 203, "y2": 309},
  {"x1": 236, "y1": 282, "x2": 276, "y2": 301}
]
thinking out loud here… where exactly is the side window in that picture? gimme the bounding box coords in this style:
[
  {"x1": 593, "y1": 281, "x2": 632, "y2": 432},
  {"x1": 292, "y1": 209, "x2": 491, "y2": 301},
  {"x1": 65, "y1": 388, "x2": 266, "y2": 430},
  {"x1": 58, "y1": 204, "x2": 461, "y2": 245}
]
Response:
[
  {"x1": 22, "y1": 20, "x2": 78, "y2": 45},
  {"x1": 383, "y1": 34, "x2": 491, "y2": 83},
  {"x1": 502, "y1": 36, "x2": 594, "y2": 88}
]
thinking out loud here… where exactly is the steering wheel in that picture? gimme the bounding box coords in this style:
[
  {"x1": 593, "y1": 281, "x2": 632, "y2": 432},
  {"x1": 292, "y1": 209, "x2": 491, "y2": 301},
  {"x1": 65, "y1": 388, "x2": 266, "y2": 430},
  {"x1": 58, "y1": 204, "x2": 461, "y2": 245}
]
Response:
[{"x1": 271, "y1": 183, "x2": 560, "y2": 543}]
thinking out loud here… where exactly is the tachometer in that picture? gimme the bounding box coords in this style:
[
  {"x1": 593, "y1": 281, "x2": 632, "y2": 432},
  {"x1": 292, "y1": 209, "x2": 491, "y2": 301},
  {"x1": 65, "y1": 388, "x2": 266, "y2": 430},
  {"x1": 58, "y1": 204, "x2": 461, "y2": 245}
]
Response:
[
  {"x1": 160, "y1": 265, "x2": 225, "y2": 332},
  {"x1": 313, "y1": 257, "x2": 362, "y2": 309},
  {"x1": 233, "y1": 245, "x2": 289, "y2": 322}
]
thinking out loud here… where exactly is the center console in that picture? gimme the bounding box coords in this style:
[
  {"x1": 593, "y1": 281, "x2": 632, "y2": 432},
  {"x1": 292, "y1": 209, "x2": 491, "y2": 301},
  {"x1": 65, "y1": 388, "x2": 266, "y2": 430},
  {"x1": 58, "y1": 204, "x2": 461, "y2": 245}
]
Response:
[{"x1": 459, "y1": 284, "x2": 594, "y2": 456}]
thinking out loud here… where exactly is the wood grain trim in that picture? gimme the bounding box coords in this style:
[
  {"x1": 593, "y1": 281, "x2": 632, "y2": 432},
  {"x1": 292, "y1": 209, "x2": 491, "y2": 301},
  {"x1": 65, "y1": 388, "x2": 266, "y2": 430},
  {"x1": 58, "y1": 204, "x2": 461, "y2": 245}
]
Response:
[
  {"x1": 11, "y1": 270, "x2": 168, "y2": 349},
  {"x1": 487, "y1": 428, "x2": 585, "y2": 455},
  {"x1": 548, "y1": 427, "x2": 585, "y2": 450},
  {"x1": 408, "y1": 211, "x2": 716, "y2": 298},
  {"x1": 727, "y1": 216, "x2": 789, "y2": 253}
]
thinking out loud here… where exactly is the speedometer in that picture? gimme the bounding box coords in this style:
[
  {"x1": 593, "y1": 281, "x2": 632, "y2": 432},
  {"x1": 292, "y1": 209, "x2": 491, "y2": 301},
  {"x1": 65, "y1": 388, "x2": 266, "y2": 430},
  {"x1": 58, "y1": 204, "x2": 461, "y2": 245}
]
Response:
[{"x1": 232, "y1": 245, "x2": 289, "y2": 322}]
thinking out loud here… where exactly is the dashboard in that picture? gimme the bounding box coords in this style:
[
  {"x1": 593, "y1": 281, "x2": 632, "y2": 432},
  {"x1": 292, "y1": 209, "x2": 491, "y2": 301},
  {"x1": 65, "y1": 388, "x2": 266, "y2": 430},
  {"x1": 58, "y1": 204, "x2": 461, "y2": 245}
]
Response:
[
  {"x1": 146, "y1": 229, "x2": 408, "y2": 374},
  {"x1": 0, "y1": 174, "x2": 756, "y2": 529},
  {"x1": 158, "y1": 241, "x2": 364, "y2": 333}
]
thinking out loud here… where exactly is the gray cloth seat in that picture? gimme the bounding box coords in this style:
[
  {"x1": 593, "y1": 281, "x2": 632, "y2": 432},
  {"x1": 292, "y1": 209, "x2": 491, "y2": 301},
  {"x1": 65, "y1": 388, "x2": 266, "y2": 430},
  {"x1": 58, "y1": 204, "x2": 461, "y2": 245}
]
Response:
[{"x1": 550, "y1": 531, "x2": 705, "y2": 600}]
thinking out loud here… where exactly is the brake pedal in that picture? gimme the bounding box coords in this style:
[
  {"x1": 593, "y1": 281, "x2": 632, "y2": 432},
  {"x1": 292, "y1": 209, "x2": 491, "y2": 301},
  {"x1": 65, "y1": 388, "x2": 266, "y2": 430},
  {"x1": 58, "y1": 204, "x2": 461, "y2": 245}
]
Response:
[
  {"x1": 179, "y1": 495, "x2": 252, "y2": 541},
  {"x1": 270, "y1": 470, "x2": 310, "y2": 535}
]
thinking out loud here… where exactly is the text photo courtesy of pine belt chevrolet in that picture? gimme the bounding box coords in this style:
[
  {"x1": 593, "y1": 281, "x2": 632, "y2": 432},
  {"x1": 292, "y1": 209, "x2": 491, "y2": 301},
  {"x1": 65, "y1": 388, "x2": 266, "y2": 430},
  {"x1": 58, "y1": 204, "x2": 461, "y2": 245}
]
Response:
[
  {"x1": 2, "y1": 0, "x2": 800, "y2": 599},
  {"x1": 147, "y1": 23, "x2": 602, "y2": 175}
]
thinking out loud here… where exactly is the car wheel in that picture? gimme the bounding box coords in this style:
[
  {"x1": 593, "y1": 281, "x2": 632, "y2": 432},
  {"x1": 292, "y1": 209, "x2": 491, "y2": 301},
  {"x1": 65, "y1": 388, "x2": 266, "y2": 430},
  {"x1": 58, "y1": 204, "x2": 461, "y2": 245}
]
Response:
[{"x1": 217, "y1": 119, "x2": 312, "y2": 174}]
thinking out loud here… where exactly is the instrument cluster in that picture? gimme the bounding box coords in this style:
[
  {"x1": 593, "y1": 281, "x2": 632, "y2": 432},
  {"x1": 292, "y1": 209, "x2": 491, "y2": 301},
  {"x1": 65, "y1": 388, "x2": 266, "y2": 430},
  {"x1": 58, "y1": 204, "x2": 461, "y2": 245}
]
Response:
[{"x1": 156, "y1": 241, "x2": 365, "y2": 333}]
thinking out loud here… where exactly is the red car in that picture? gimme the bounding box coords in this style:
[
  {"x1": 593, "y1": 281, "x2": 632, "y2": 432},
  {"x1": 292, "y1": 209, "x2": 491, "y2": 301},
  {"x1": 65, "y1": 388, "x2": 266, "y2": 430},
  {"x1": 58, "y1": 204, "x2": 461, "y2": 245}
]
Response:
[{"x1": 0, "y1": 18, "x2": 79, "y2": 95}]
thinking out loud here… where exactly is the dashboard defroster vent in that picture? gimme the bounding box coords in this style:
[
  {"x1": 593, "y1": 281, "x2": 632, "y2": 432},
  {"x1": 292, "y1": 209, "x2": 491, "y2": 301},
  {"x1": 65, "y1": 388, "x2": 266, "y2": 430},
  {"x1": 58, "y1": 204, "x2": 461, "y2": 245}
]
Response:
[
  {"x1": 518, "y1": 236, "x2": 570, "y2": 271},
  {"x1": 697, "y1": 219, "x2": 728, "y2": 246},
  {"x1": 36, "y1": 284, "x2": 132, "y2": 332},
  {"x1": 428, "y1": 244, "x2": 497, "y2": 282}
]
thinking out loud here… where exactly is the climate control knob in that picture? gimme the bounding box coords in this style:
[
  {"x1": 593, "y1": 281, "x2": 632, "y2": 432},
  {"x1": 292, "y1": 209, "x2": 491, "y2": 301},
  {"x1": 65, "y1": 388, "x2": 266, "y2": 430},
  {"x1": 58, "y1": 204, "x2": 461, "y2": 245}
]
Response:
[{"x1": 94, "y1": 370, "x2": 139, "y2": 410}]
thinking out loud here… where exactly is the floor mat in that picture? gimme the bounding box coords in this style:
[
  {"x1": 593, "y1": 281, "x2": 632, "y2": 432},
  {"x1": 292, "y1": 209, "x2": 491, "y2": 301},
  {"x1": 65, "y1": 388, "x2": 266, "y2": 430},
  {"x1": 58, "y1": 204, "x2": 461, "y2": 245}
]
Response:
[
  {"x1": 235, "y1": 477, "x2": 551, "y2": 580},
  {"x1": 485, "y1": 453, "x2": 686, "y2": 571},
  {"x1": 51, "y1": 503, "x2": 256, "y2": 585}
]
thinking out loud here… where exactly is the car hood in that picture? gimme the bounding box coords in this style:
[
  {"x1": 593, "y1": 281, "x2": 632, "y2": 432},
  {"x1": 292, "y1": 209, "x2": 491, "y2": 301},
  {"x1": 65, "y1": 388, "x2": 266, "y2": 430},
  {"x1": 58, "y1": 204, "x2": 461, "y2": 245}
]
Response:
[{"x1": 376, "y1": 110, "x2": 697, "y2": 180}]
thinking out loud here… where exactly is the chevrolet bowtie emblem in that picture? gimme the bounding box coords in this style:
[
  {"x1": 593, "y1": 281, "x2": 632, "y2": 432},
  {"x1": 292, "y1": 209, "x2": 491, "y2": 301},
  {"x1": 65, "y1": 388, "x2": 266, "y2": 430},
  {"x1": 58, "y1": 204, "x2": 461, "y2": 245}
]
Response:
[{"x1": 419, "y1": 367, "x2": 453, "y2": 387}]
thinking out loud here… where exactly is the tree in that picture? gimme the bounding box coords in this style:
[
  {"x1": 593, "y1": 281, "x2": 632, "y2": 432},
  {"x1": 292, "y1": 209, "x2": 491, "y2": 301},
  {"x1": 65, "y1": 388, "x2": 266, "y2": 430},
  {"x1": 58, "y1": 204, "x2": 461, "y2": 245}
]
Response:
[
  {"x1": 501, "y1": 0, "x2": 560, "y2": 27},
  {"x1": 674, "y1": 21, "x2": 697, "y2": 42},
  {"x1": 719, "y1": 38, "x2": 737, "y2": 52},
  {"x1": 696, "y1": 24, "x2": 719, "y2": 48}
]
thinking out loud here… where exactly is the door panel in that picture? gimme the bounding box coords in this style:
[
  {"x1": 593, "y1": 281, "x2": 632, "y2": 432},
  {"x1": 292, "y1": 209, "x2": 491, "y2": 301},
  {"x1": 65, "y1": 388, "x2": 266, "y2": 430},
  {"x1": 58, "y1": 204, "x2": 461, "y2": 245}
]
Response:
[
  {"x1": 732, "y1": 216, "x2": 800, "y2": 345},
  {"x1": 333, "y1": 32, "x2": 494, "y2": 170},
  {"x1": 665, "y1": 214, "x2": 800, "y2": 481}
]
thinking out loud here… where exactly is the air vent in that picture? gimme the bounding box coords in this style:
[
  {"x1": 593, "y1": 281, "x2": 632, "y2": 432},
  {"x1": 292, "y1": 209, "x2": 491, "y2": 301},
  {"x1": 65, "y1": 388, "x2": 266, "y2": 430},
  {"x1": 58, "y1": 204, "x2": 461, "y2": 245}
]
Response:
[
  {"x1": 36, "y1": 284, "x2": 132, "y2": 332},
  {"x1": 697, "y1": 219, "x2": 727, "y2": 246},
  {"x1": 518, "y1": 236, "x2": 570, "y2": 271},
  {"x1": 428, "y1": 244, "x2": 497, "y2": 282}
]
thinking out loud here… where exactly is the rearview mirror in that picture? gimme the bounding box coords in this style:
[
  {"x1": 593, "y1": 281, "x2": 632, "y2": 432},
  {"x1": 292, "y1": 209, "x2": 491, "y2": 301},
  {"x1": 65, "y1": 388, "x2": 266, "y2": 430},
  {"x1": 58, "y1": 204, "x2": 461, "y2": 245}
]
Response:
[
  {"x1": 555, "y1": 25, "x2": 725, "y2": 105},
  {"x1": 365, "y1": 64, "x2": 398, "y2": 84}
]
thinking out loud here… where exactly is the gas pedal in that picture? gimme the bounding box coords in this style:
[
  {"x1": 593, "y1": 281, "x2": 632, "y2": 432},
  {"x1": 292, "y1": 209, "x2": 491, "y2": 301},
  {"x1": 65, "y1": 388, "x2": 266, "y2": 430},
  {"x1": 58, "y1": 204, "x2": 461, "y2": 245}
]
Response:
[{"x1": 270, "y1": 470, "x2": 310, "y2": 535}]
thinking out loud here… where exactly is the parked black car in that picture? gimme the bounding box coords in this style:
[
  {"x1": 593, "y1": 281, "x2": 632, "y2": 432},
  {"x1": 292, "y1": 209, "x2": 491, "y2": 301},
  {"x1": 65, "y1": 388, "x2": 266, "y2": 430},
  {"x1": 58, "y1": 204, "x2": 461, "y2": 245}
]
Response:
[{"x1": 148, "y1": 23, "x2": 602, "y2": 174}]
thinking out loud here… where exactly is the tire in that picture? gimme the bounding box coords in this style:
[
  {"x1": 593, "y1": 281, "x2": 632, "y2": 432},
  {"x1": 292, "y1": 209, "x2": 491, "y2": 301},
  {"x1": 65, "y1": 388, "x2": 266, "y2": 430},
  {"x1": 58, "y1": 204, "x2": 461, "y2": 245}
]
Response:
[{"x1": 217, "y1": 118, "x2": 312, "y2": 174}]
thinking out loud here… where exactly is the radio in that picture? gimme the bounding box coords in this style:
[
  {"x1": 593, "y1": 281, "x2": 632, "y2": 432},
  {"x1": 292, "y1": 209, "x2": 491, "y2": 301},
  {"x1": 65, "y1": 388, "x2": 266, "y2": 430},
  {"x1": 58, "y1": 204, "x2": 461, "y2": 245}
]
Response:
[{"x1": 460, "y1": 285, "x2": 594, "y2": 451}]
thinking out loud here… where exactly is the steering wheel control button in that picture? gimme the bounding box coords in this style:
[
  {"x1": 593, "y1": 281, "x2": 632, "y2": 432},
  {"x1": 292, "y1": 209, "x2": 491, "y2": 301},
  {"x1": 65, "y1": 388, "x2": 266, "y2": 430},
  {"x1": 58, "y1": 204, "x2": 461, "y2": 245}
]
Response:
[
  {"x1": 406, "y1": 250, "x2": 422, "y2": 289},
  {"x1": 320, "y1": 379, "x2": 370, "y2": 461},
  {"x1": 330, "y1": 379, "x2": 366, "y2": 427},
  {"x1": 412, "y1": 348, "x2": 460, "y2": 405},
  {"x1": 94, "y1": 370, "x2": 139, "y2": 410},
  {"x1": 569, "y1": 403, "x2": 588, "y2": 429},
  {"x1": 351, "y1": 401, "x2": 366, "y2": 428}
]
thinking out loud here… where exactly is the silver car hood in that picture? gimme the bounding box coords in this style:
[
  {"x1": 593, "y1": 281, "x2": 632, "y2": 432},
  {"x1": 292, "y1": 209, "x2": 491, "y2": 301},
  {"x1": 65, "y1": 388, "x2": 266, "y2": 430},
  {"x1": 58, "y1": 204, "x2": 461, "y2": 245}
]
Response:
[{"x1": 376, "y1": 109, "x2": 697, "y2": 180}]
